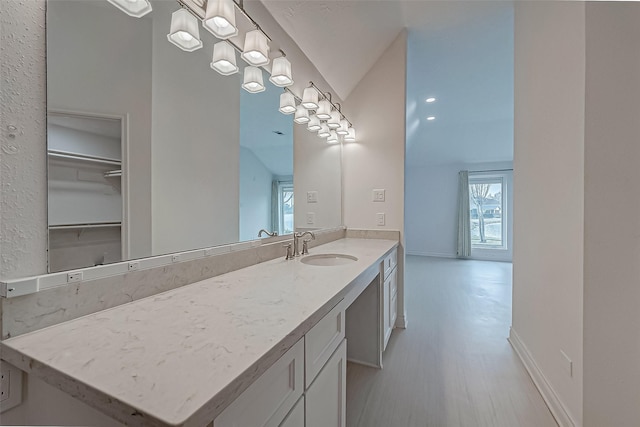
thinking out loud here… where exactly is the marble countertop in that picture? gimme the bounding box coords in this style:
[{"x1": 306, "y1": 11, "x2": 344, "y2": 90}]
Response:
[{"x1": 1, "y1": 238, "x2": 398, "y2": 427}]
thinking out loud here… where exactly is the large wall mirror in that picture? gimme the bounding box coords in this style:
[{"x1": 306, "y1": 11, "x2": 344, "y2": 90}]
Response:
[{"x1": 46, "y1": 0, "x2": 341, "y2": 273}]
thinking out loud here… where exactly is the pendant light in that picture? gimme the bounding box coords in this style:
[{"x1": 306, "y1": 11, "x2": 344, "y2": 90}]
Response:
[
  {"x1": 107, "y1": 0, "x2": 152, "y2": 17},
  {"x1": 294, "y1": 105, "x2": 310, "y2": 124},
  {"x1": 210, "y1": 41, "x2": 238, "y2": 75},
  {"x1": 301, "y1": 87, "x2": 319, "y2": 110},
  {"x1": 327, "y1": 131, "x2": 339, "y2": 144},
  {"x1": 337, "y1": 119, "x2": 349, "y2": 135},
  {"x1": 318, "y1": 124, "x2": 331, "y2": 138},
  {"x1": 269, "y1": 56, "x2": 293, "y2": 87},
  {"x1": 242, "y1": 30, "x2": 270, "y2": 66},
  {"x1": 344, "y1": 127, "x2": 356, "y2": 142},
  {"x1": 279, "y1": 92, "x2": 296, "y2": 115},
  {"x1": 242, "y1": 66, "x2": 265, "y2": 93},
  {"x1": 316, "y1": 100, "x2": 332, "y2": 120},
  {"x1": 327, "y1": 110, "x2": 341, "y2": 129},
  {"x1": 307, "y1": 115, "x2": 322, "y2": 132},
  {"x1": 167, "y1": 9, "x2": 203, "y2": 52},
  {"x1": 203, "y1": 0, "x2": 238, "y2": 39}
]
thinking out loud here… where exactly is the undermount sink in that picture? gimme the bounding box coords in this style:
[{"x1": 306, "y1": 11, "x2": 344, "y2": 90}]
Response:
[{"x1": 301, "y1": 254, "x2": 358, "y2": 266}]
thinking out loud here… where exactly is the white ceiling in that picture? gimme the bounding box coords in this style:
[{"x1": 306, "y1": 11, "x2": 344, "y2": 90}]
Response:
[{"x1": 261, "y1": 1, "x2": 514, "y2": 166}]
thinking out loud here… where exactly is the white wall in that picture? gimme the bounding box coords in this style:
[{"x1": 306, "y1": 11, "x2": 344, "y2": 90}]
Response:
[
  {"x1": 239, "y1": 147, "x2": 273, "y2": 241},
  {"x1": 405, "y1": 161, "x2": 513, "y2": 261},
  {"x1": 583, "y1": 4, "x2": 640, "y2": 426},
  {"x1": 343, "y1": 31, "x2": 407, "y2": 325},
  {"x1": 46, "y1": 0, "x2": 152, "y2": 259},
  {"x1": 512, "y1": 2, "x2": 585, "y2": 425}
]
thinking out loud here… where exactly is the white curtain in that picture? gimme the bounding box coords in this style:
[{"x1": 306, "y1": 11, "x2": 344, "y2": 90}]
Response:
[{"x1": 456, "y1": 170, "x2": 471, "y2": 258}]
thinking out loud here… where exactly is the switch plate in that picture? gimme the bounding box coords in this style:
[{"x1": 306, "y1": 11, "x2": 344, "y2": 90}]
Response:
[
  {"x1": 373, "y1": 189, "x2": 385, "y2": 202},
  {"x1": 376, "y1": 213, "x2": 385, "y2": 226},
  {"x1": 307, "y1": 212, "x2": 315, "y2": 225},
  {"x1": 1, "y1": 361, "x2": 23, "y2": 412},
  {"x1": 307, "y1": 191, "x2": 318, "y2": 203},
  {"x1": 67, "y1": 271, "x2": 83, "y2": 283},
  {"x1": 128, "y1": 262, "x2": 139, "y2": 272},
  {"x1": 560, "y1": 350, "x2": 573, "y2": 377}
]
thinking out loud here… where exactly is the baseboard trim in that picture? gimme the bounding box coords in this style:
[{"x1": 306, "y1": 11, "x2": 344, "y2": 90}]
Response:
[
  {"x1": 396, "y1": 314, "x2": 407, "y2": 329},
  {"x1": 508, "y1": 327, "x2": 577, "y2": 427},
  {"x1": 347, "y1": 358, "x2": 382, "y2": 369},
  {"x1": 405, "y1": 251, "x2": 457, "y2": 259}
]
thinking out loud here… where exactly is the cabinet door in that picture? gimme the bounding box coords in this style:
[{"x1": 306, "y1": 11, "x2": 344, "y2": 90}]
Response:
[
  {"x1": 306, "y1": 339, "x2": 346, "y2": 427},
  {"x1": 383, "y1": 272, "x2": 392, "y2": 350},
  {"x1": 305, "y1": 300, "x2": 345, "y2": 388},
  {"x1": 279, "y1": 396, "x2": 304, "y2": 427}
]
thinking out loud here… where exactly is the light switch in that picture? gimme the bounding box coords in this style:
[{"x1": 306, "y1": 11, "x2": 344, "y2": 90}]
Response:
[
  {"x1": 307, "y1": 212, "x2": 315, "y2": 225},
  {"x1": 373, "y1": 189, "x2": 385, "y2": 202},
  {"x1": 307, "y1": 191, "x2": 318, "y2": 203},
  {"x1": 376, "y1": 213, "x2": 385, "y2": 226}
]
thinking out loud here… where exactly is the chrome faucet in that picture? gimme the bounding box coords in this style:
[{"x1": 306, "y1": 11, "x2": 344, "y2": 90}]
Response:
[
  {"x1": 258, "y1": 229, "x2": 278, "y2": 238},
  {"x1": 293, "y1": 231, "x2": 315, "y2": 256}
]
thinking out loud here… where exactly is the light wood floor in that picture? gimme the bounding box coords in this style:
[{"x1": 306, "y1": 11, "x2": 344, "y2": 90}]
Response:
[{"x1": 346, "y1": 256, "x2": 557, "y2": 427}]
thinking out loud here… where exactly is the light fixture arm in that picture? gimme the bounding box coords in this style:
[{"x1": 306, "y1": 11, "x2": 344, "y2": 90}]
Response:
[
  {"x1": 308, "y1": 81, "x2": 353, "y2": 127},
  {"x1": 284, "y1": 87, "x2": 302, "y2": 103}
]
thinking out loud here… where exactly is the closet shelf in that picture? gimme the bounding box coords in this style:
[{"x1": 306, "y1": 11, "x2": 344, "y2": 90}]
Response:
[
  {"x1": 48, "y1": 150, "x2": 121, "y2": 167},
  {"x1": 49, "y1": 222, "x2": 121, "y2": 231},
  {"x1": 104, "y1": 170, "x2": 122, "y2": 178}
]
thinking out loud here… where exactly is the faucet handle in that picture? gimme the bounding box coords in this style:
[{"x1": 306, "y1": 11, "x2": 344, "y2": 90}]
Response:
[
  {"x1": 301, "y1": 239, "x2": 311, "y2": 255},
  {"x1": 283, "y1": 243, "x2": 294, "y2": 260}
]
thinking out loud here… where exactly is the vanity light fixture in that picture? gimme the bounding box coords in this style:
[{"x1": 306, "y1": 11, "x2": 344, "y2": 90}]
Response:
[
  {"x1": 294, "y1": 105, "x2": 310, "y2": 124},
  {"x1": 316, "y1": 99, "x2": 332, "y2": 120},
  {"x1": 167, "y1": 9, "x2": 203, "y2": 52},
  {"x1": 307, "y1": 115, "x2": 322, "y2": 132},
  {"x1": 107, "y1": 0, "x2": 152, "y2": 18},
  {"x1": 242, "y1": 30, "x2": 270, "y2": 66},
  {"x1": 279, "y1": 92, "x2": 297, "y2": 115},
  {"x1": 242, "y1": 66, "x2": 265, "y2": 93},
  {"x1": 327, "y1": 131, "x2": 339, "y2": 144},
  {"x1": 269, "y1": 56, "x2": 293, "y2": 87},
  {"x1": 210, "y1": 41, "x2": 238, "y2": 75},
  {"x1": 337, "y1": 119, "x2": 349, "y2": 135},
  {"x1": 317, "y1": 124, "x2": 331, "y2": 138},
  {"x1": 344, "y1": 127, "x2": 356, "y2": 142},
  {"x1": 203, "y1": 0, "x2": 238, "y2": 39},
  {"x1": 301, "y1": 87, "x2": 320, "y2": 110},
  {"x1": 327, "y1": 110, "x2": 341, "y2": 129}
]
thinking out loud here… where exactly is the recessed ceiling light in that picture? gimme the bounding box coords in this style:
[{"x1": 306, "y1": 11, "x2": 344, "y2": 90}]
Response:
[
  {"x1": 427, "y1": 116, "x2": 436, "y2": 121},
  {"x1": 426, "y1": 97, "x2": 436, "y2": 103}
]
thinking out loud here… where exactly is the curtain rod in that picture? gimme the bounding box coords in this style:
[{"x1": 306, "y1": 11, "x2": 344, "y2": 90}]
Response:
[{"x1": 469, "y1": 168, "x2": 513, "y2": 173}]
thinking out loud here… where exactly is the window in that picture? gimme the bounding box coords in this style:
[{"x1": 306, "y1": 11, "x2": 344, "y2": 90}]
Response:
[
  {"x1": 469, "y1": 177, "x2": 505, "y2": 249},
  {"x1": 278, "y1": 182, "x2": 294, "y2": 235}
]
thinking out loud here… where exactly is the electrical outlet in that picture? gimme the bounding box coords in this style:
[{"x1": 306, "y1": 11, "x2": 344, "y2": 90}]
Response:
[
  {"x1": 172, "y1": 255, "x2": 181, "y2": 263},
  {"x1": 376, "y1": 213, "x2": 385, "y2": 226},
  {"x1": 307, "y1": 212, "x2": 315, "y2": 225},
  {"x1": 560, "y1": 350, "x2": 573, "y2": 377},
  {"x1": 67, "y1": 271, "x2": 83, "y2": 283},
  {"x1": 307, "y1": 191, "x2": 318, "y2": 203},
  {"x1": 373, "y1": 189, "x2": 385, "y2": 202},
  {"x1": 1, "y1": 362, "x2": 23, "y2": 412},
  {"x1": 128, "y1": 262, "x2": 139, "y2": 272}
]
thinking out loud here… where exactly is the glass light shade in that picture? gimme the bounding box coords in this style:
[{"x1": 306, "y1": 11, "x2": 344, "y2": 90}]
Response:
[
  {"x1": 203, "y1": 0, "x2": 238, "y2": 39},
  {"x1": 294, "y1": 105, "x2": 310, "y2": 124},
  {"x1": 344, "y1": 127, "x2": 356, "y2": 142},
  {"x1": 317, "y1": 124, "x2": 331, "y2": 138},
  {"x1": 327, "y1": 131, "x2": 339, "y2": 144},
  {"x1": 316, "y1": 100, "x2": 332, "y2": 120},
  {"x1": 327, "y1": 110, "x2": 341, "y2": 129},
  {"x1": 307, "y1": 115, "x2": 322, "y2": 132},
  {"x1": 167, "y1": 9, "x2": 203, "y2": 52},
  {"x1": 210, "y1": 41, "x2": 238, "y2": 75},
  {"x1": 107, "y1": 0, "x2": 152, "y2": 17},
  {"x1": 242, "y1": 66, "x2": 265, "y2": 93},
  {"x1": 279, "y1": 92, "x2": 296, "y2": 115},
  {"x1": 241, "y1": 30, "x2": 270, "y2": 66},
  {"x1": 301, "y1": 87, "x2": 319, "y2": 110},
  {"x1": 337, "y1": 119, "x2": 349, "y2": 135},
  {"x1": 269, "y1": 57, "x2": 293, "y2": 87}
]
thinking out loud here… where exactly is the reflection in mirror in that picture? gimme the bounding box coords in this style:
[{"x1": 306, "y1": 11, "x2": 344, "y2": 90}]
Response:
[{"x1": 46, "y1": 0, "x2": 295, "y2": 272}]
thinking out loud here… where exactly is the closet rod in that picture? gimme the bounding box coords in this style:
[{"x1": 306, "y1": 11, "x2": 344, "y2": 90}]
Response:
[
  {"x1": 469, "y1": 168, "x2": 513, "y2": 174},
  {"x1": 48, "y1": 150, "x2": 121, "y2": 167},
  {"x1": 49, "y1": 222, "x2": 122, "y2": 230}
]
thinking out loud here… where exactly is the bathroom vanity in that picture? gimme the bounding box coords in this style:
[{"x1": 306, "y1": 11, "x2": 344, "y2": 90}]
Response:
[{"x1": 0, "y1": 238, "x2": 398, "y2": 427}]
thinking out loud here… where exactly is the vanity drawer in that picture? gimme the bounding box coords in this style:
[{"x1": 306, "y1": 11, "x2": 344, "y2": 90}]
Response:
[
  {"x1": 305, "y1": 300, "x2": 345, "y2": 388},
  {"x1": 383, "y1": 249, "x2": 397, "y2": 279},
  {"x1": 214, "y1": 338, "x2": 304, "y2": 427}
]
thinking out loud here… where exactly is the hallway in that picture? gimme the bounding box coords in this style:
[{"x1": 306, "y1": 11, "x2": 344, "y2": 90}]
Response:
[{"x1": 346, "y1": 256, "x2": 557, "y2": 427}]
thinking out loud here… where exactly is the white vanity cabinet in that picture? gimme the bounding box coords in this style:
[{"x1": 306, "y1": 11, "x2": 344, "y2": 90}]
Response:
[
  {"x1": 214, "y1": 301, "x2": 347, "y2": 427},
  {"x1": 382, "y1": 248, "x2": 398, "y2": 350}
]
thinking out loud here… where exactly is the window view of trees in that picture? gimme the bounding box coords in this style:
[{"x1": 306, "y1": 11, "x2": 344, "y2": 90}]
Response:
[{"x1": 469, "y1": 180, "x2": 503, "y2": 247}]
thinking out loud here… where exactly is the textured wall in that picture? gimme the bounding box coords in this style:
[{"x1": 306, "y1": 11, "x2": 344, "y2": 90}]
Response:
[{"x1": 0, "y1": 0, "x2": 48, "y2": 280}]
